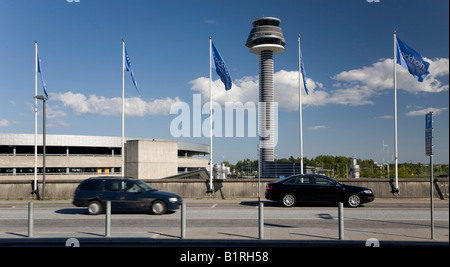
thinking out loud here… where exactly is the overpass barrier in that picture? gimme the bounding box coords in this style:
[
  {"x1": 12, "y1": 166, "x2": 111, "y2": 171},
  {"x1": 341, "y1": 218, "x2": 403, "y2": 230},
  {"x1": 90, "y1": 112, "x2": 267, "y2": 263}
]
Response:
[{"x1": 0, "y1": 177, "x2": 448, "y2": 200}]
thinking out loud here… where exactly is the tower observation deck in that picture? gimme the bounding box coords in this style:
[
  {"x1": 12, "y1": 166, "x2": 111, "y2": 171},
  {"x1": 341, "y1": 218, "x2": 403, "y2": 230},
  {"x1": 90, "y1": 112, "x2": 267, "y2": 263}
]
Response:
[{"x1": 246, "y1": 17, "x2": 286, "y2": 177}]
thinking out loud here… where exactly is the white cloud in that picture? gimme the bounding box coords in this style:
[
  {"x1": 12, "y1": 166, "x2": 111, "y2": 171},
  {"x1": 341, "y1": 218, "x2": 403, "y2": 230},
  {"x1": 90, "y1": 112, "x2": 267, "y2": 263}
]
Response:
[
  {"x1": 189, "y1": 70, "x2": 329, "y2": 112},
  {"x1": 0, "y1": 120, "x2": 9, "y2": 127},
  {"x1": 307, "y1": 125, "x2": 328, "y2": 131},
  {"x1": 332, "y1": 57, "x2": 449, "y2": 97},
  {"x1": 189, "y1": 57, "x2": 448, "y2": 111},
  {"x1": 377, "y1": 115, "x2": 393, "y2": 119},
  {"x1": 49, "y1": 57, "x2": 448, "y2": 120},
  {"x1": 50, "y1": 92, "x2": 180, "y2": 117},
  {"x1": 405, "y1": 107, "x2": 448, "y2": 117}
]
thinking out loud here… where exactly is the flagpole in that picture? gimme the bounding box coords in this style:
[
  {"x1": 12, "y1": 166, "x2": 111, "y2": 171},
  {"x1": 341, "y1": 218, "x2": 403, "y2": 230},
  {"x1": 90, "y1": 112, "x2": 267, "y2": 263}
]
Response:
[
  {"x1": 122, "y1": 39, "x2": 125, "y2": 177},
  {"x1": 34, "y1": 41, "x2": 38, "y2": 196},
  {"x1": 209, "y1": 37, "x2": 214, "y2": 193},
  {"x1": 393, "y1": 31, "x2": 399, "y2": 194},
  {"x1": 298, "y1": 34, "x2": 304, "y2": 175}
]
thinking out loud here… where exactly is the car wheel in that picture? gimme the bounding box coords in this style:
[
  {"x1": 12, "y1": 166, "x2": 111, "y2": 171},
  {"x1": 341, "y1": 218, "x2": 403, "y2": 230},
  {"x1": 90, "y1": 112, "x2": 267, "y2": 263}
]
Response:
[
  {"x1": 347, "y1": 194, "x2": 362, "y2": 208},
  {"x1": 282, "y1": 193, "x2": 296, "y2": 207},
  {"x1": 88, "y1": 200, "x2": 104, "y2": 215},
  {"x1": 151, "y1": 200, "x2": 167, "y2": 215}
]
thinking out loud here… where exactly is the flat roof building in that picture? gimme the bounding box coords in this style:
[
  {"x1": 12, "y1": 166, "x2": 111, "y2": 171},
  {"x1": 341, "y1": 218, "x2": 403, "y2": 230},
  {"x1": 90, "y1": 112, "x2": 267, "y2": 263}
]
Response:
[{"x1": 0, "y1": 133, "x2": 209, "y2": 180}]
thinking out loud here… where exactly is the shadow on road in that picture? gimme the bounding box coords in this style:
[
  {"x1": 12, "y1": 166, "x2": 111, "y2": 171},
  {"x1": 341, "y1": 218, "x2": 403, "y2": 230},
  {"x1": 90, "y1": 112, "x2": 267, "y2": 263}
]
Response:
[
  {"x1": 55, "y1": 208, "x2": 88, "y2": 215},
  {"x1": 54, "y1": 208, "x2": 176, "y2": 216},
  {"x1": 239, "y1": 200, "x2": 347, "y2": 208}
]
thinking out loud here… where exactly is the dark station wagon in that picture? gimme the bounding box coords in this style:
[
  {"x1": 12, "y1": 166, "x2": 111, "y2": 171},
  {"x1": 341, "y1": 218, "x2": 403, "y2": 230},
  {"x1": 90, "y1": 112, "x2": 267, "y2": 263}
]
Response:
[
  {"x1": 73, "y1": 177, "x2": 182, "y2": 215},
  {"x1": 265, "y1": 174, "x2": 375, "y2": 208}
]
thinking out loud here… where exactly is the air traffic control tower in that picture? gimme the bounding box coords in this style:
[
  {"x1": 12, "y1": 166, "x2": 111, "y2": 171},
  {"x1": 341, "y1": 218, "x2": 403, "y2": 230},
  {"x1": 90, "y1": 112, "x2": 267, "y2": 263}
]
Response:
[{"x1": 246, "y1": 17, "x2": 286, "y2": 176}]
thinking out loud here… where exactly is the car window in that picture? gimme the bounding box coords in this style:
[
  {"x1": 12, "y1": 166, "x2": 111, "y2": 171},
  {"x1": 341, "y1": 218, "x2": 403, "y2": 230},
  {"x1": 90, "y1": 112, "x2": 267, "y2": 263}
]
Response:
[
  {"x1": 102, "y1": 180, "x2": 121, "y2": 192},
  {"x1": 78, "y1": 180, "x2": 102, "y2": 191},
  {"x1": 315, "y1": 176, "x2": 335, "y2": 186},
  {"x1": 283, "y1": 177, "x2": 297, "y2": 185},
  {"x1": 295, "y1": 176, "x2": 312, "y2": 185},
  {"x1": 124, "y1": 181, "x2": 144, "y2": 193},
  {"x1": 135, "y1": 180, "x2": 155, "y2": 192}
]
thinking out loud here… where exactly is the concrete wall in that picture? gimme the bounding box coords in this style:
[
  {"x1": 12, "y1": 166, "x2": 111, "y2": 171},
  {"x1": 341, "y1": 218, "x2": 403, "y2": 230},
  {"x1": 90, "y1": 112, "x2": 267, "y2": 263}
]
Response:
[
  {"x1": 178, "y1": 157, "x2": 209, "y2": 169},
  {"x1": 0, "y1": 177, "x2": 447, "y2": 200},
  {"x1": 126, "y1": 139, "x2": 178, "y2": 179}
]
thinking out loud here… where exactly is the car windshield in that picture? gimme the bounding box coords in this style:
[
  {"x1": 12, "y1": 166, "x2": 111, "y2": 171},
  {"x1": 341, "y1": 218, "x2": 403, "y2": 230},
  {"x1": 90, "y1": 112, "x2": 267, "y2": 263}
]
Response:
[
  {"x1": 316, "y1": 176, "x2": 341, "y2": 186},
  {"x1": 134, "y1": 180, "x2": 155, "y2": 192},
  {"x1": 123, "y1": 180, "x2": 155, "y2": 193}
]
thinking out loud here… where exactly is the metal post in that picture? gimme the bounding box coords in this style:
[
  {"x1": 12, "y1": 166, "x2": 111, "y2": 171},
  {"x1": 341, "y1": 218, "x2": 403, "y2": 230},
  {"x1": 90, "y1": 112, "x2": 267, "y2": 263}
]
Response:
[
  {"x1": 257, "y1": 143, "x2": 261, "y2": 202},
  {"x1": 258, "y1": 202, "x2": 264, "y2": 240},
  {"x1": 338, "y1": 202, "x2": 344, "y2": 240},
  {"x1": 42, "y1": 97, "x2": 46, "y2": 200},
  {"x1": 393, "y1": 31, "x2": 400, "y2": 194},
  {"x1": 35, "y1": 95, "x2": 47, "y2": 200},
  {"x1": 121, "y1": 39, "x2": 125, "y2": 178},
  {"x1": 34, "y1": 41, "x2": 38, "y2": 197},
  {"x1": 105, "y1": 201, "x2": 111, "y2": 237},
  {"x1": 430, "y1": 155, "x2": 434, "y2": 240},
  {"x1": 181, "y1": 202, "x2": 186, "y2": 239},
  {"x1": 28, "y1": 202, "x2": 34, "y2": 238}
]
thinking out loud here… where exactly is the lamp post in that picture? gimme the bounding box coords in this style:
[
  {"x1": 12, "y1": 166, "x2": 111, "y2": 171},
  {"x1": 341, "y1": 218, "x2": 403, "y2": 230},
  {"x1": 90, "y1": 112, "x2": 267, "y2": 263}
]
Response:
[{"x1": 35, "y1": 95, "x2": 47, "y2": 200}]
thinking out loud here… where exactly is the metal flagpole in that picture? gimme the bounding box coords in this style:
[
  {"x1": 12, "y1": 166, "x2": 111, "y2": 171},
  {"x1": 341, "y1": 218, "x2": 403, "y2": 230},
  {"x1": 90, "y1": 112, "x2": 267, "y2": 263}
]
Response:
[
  {"x1": 426, "y1": 111, "x2": 434, "y2": 239},
  {"x1": 209, "y1": 37, "x2": 214, "y2": 193},
  {"x1": 430, "y1": 153, "x2": 434, "y2": 239},
  {"x1": 393, "y1": 31, "x2": 399, "y2": 194},
  {"x1": 34, "y1": 41, "x2": 38, "y2": 197},
  {"x1": 121, "y1": 39, "x2": 125, "y2": 177},
  {"x1": 298, "y1": 34, "x2": 304, "y2": 175}
]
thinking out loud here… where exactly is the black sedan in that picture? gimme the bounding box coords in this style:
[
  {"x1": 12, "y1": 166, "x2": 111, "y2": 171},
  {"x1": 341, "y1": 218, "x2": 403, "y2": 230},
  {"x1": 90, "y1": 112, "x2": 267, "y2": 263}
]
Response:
[
  {"x1": 73, "y1": 177, "x2": 182, "y2": 215},
  {"x1": 265, "y1": 174, "x2": 374, "y2": 208}
]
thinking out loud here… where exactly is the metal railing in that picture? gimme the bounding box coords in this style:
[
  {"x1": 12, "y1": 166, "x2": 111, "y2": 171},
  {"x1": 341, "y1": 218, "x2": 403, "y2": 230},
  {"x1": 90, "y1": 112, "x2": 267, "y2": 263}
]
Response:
[{"x1": 25, "y1": 201, "x2": 346, "y2": 241}]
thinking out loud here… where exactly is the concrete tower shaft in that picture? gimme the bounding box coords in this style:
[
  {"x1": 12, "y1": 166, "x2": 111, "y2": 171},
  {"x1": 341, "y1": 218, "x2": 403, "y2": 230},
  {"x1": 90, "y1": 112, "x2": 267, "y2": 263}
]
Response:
[
  {"x1": 259, "y1": 50, "x2": 275, "y2": 162},
  {"x1": 246, "y1": 17, "x2": 285, "y2": 175}
]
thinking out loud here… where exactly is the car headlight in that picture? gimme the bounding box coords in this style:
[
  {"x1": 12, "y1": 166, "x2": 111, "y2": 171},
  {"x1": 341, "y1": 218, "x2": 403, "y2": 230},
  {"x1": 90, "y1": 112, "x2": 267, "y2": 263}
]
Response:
[
  {"x1": 169, "y1": 197, "x2": 178, "y2": 203},
  {"x1": 363, "y1": 190, "x2": 372, "y2": 194}
]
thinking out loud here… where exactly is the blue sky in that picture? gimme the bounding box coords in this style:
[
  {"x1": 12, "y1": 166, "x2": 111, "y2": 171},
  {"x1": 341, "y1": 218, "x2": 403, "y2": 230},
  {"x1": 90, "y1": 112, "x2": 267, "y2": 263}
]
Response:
[{"x1": 0, "y1": 0, "x2": 448, "y2": 165}]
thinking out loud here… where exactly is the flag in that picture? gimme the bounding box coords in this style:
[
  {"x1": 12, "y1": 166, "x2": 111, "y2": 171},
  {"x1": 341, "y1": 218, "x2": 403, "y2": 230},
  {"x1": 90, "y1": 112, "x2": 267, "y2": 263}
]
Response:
[
  {"x1": 124, "y1": 45, "x2": 140, "y2": 94},
  {"x1": 395, "y1": 36, "x2": 430, "y2": 82},
  {"x1": 211, "y1": 42, "x2": 232, "y2": 91},
  {"x1": 300, "y1": 48, "x2": 309, "y2": 95},
  {"x1": 37, "y1": 53, "x2": 49, "y2": 98}
]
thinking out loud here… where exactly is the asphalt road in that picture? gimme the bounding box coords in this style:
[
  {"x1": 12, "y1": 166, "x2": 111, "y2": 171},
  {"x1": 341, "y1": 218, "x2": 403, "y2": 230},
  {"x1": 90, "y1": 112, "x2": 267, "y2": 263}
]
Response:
[{"x1": 0, "y1": 199, "x2": 448, "y2": 247}]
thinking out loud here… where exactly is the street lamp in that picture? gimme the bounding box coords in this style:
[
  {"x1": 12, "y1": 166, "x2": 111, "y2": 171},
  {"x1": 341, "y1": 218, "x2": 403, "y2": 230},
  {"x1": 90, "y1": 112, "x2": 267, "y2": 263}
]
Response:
[{"x1": 35, "y1": 95, "x2": 47, "y2": 200}]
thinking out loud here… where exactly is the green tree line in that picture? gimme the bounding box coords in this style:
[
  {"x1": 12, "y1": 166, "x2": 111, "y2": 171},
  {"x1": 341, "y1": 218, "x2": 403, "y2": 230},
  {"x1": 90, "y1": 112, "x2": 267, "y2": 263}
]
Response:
[{"x1": 224, "y1": 155, "x2": 449, "y2": 178}]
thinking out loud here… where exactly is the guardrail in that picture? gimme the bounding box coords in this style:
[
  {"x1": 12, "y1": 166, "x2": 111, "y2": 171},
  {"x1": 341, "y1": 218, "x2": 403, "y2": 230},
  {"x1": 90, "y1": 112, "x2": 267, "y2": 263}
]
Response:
[{"x1": 25, "y1": 201, "x2": 348, "y2": 241}]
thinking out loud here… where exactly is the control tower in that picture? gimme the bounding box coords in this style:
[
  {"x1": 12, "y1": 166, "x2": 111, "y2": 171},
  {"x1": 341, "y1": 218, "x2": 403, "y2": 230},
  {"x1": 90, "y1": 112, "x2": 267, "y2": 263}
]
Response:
[{"x1": 246, "y1": 17, "x2": 286, "y2": 176}]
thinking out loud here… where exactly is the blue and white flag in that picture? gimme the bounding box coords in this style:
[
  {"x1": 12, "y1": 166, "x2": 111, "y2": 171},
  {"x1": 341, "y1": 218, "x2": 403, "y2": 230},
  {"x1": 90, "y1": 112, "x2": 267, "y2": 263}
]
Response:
[
  {"x1": 211, "y1": 42, "x2": 232, "y2": 91},
  {"x1": 37, "y1": 53, "x2": 49, "y2": 98},
  {"x1": 124, "y1": 45, "x2": 140, "y2": 94},
  {"x1": 395, "y1": 36, "x2": 430, "y2": 82},
  {"x1": 300, "y1": 48, "x2": 309, "y2": 95}
]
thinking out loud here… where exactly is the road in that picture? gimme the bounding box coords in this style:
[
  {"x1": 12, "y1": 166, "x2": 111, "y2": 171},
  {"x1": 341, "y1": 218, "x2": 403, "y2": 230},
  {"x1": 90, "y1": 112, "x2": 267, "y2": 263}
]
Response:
[{"x1": 0, "y1": 199, "x2": 448, "y2": 246}]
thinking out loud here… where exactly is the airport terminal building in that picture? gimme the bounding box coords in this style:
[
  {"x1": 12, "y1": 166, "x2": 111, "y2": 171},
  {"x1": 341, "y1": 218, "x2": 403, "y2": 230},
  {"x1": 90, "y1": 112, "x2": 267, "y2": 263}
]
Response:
[{"x1": 0, "y1": 133, "x2": 209, "y2": 180}]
